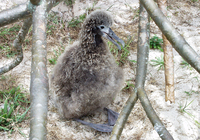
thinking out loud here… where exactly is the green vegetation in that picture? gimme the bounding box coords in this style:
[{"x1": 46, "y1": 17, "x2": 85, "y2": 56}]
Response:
[
  {"x1": 122, "y1": 79, "x2": 135, "y2": 94},
  {"x1": 180, "y1": 59, "x2": 189, "y2": 67},
  {"x1": 123, "y1": 79, "x2": 135, "y2": 90},
  {"x1": 119, "y1": 36, "x2": 133, "y2": 64},
  {"x1": 179, "y1": 99, "x2": 194, "y2": 114},
  {"x1": 150, "y1": 35, "x2": 163, "y2": 51},
  {"x1": 184, "y1": 90, "x2": 199, "y2": 96},
  {"x1": 179, "y1": 100, "x2": 200, "y2": 128},
  {"x1": 68, "y1": 14, "x2": 86, "y2": 28},
  {"x1": 125, "y1": 3, "x2": 139, "y2": 21},
  {"x1": 0, "y1": 46, "x2": 16, "y2": 58},
  {"x1": 86, "y1": 1, "x2": 99, "y2": 14},
  {"x1": 129, "y1": 60, "x2": 137, "y2": 63},
  {"x1": 106, "y1": 4, "x2": 114, "y2": 11},
  {"x1": 47, "y1": 12, "x2": 87, "y2": 65},
  {"x1": 108, "y1": 36, "x2": 133, "y2": 66},
  {"x1": 150, "y1": 55, "x2": 164, "y2": 70},
  {"x1": 0, "y1": 24, "x2": 21, "y2": 58},
  {"x1": 0, "y1": 24, "x2": 20, "y2": 38},
  {"x1": 0, "y1": 86, "x2": 30, "y2": 132},
  {"x1": 47, "y1": 13, "x2": 65, "y2": 35},
  {"x1": 64, "y1": 0, "x2": 76, "y2": 6},
  {"x1": 48, "y1": 45, "x2": 65, "y2": 65},
  {"x1": 47, "y1": 13, "x2": 67, "y2": 65},
  {"x1": 191, "y1": 0, "x2": 198, "y2": 2},
  {"x1": 180, "y1": 59, "x2": 193, "y2": 69},
  {"x1": 0, "y1": 75, "x2": 17, "y2": 91}
]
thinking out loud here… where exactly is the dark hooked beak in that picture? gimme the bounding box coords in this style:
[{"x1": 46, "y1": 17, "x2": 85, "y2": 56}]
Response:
[{"x1": 98, "y1": 26, "x2": 125, "y2": 50}]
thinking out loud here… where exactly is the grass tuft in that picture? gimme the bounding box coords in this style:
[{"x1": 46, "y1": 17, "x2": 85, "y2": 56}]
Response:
[
  {"x1": 68, "y1": 14, "x2": 86, "y2": 28},
  {"x1": 180, "y1": 59, "x2": 193, "y2": 70},
  {"x1": 108, "y1": 35, "x2": 134, "y2": 66},
  {"x1": 47, "y1": 13, "x2": 65, "y2": 35},
  {"x1": 86, "y1": 1, "x2": 100, "y2": 14},
  {"x1": 0, "y1": 86, "x2": 30, "y2": 132},
  {"x1": 122, "y1": 79, "x2": 135, "y2": 93},
  {"x1": 0, "y1": 24, "x2": 21, "y2": 58},
  {"x1": 150, "y1": 35, "x2": 163, "y2": 51},
  {"x1": 150, "y1": 55, "x2": 164, "y2": 71},
  {"x1": 64, "y1": 0, "x2": 76, "y2": 6},
  {"x1": 178, "y1": 99, "x2": 200, "y2": 128}
]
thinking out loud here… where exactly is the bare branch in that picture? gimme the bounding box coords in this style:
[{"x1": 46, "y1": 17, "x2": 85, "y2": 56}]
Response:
[
  {"x1": 0, "y1": 18, "x2": 32, "y2": 75},
  {"x1": 135, "y1": 4, "x2": 149, "y2": 88},
  {"x1": 140, "y1": 0, "x2": 200, "y2": 74},
  {"x1": 163, "y1": 35, "x2": 175, "y2": 103},
  {"x1": 110, "y1": 3, "x2": 150, "y2": 140},
  {"x1": 157, "y1": 0, "x2": 175, "y2": 103},
  {"x1": 29, "y1": 0, "x2": 49, "y2": 139},
  {"x1": 136, "y1": 5, "x2": 174, "y2": 140},
  {"x1": 110, "y1": 89, "x2": 138, "y2": 140},
  {"x1": 0, "y1": 1, "x2": 32, "y2": 27},
  {"x1": 0, "y1": 0, "x2": 62, "y2": 27},
  {"x1": 0, "y1": 0, "x2": 63, "y2": 75},
  {"x1": 110, "y1": 4, "x2": 174, "y2": 140},
  {"x1": 137, "y1": 88, "x2": 174, "y2": 140}
]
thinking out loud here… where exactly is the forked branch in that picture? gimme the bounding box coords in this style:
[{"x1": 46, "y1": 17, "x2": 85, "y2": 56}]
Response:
[
  {"x1": 0, "y1": 0, "x2": 63, "y2": 76},
  {"x1": 0, "y1": 18, "x2": 32, "y2": 75},
  {"x1": 136, "y1": 5, "x2": 173, "y2": 140},
  {"x1": 110, "y1": 3, "x2": 173, "y2": 140}
]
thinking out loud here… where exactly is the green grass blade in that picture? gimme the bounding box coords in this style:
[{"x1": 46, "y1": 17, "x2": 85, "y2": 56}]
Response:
[
  {"x1": 0, "y1": 126, "x2": 9, "y2": 131},
  {"x1": 7, "y1": 106, "x2": 14, "y2": 118},
  {"x1": 3, "y1": 99, "x2": 8, "y2": 114},
  {"x1": 16, "y1": 106, "x2": 30, "y2": 123}
]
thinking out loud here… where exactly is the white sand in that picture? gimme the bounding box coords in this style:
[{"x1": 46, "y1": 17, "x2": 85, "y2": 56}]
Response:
[{"x1": 0, "y1": 0, "x2": 199, "y2": 139}]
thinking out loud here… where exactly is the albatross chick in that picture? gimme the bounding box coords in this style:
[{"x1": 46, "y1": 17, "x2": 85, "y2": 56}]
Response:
[{"x1": 51, "y1": 10, "x2": 125, "y2": 132}]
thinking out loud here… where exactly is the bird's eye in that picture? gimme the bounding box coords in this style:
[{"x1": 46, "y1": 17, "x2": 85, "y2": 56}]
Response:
[{"x1": 100, "y1": 25, "x2": 104, "y2": 29}]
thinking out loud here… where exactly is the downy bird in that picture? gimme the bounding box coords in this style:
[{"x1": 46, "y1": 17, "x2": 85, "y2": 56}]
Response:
[{"x1": 51, "y1": 10, "x2": 124, "y2": 132}]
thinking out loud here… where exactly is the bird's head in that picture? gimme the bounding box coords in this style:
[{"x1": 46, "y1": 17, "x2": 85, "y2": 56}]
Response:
[{"x1": 81, "y1": 10, "x2": 125, "y2": 50}]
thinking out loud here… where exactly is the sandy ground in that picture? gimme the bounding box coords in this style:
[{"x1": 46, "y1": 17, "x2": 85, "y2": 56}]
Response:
[{"x1": 0, "y1": 0, "x2": 200, "y2": 140}]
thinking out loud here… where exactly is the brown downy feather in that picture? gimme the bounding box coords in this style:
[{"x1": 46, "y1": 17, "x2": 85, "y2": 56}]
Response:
[{"x1": 51, "y1": 10, "x2": 124, "y2": 119}]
